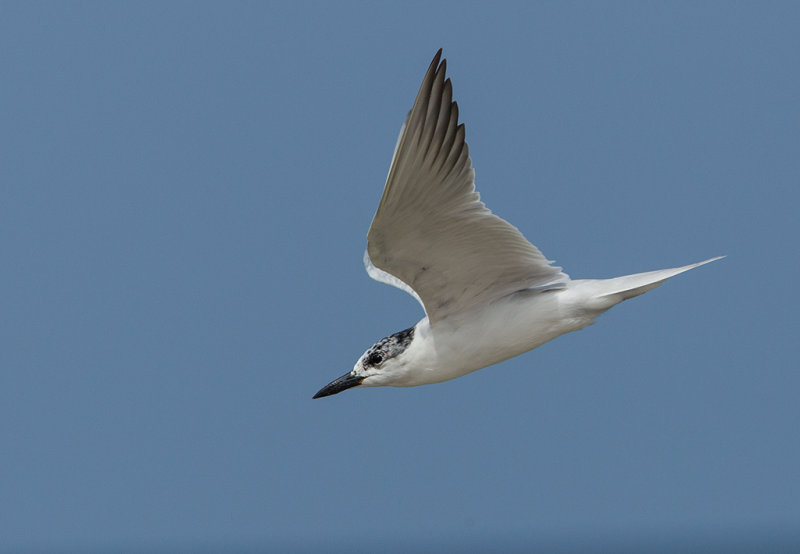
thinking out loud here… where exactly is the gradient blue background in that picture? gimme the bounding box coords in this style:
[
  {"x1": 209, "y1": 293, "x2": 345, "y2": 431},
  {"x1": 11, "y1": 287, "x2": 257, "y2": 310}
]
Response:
[{"x1": 2, "y1": 2, "x2": 798, "y2": 552}]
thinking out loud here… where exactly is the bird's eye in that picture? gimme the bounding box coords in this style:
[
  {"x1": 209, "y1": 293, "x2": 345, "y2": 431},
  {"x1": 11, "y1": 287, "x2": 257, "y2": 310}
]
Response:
[{"x1": 367, "y1": 353, "x2": 383, "y2": 366}]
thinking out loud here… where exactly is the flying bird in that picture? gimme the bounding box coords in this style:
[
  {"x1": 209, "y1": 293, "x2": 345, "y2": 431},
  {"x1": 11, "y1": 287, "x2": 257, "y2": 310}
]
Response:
[{"x1": 313, "y1": 49, "x2": 721, "y2": 399}]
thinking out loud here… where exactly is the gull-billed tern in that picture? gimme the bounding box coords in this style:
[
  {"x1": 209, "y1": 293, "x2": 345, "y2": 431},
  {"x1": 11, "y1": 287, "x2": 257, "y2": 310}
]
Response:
[{"x1": 313, "y1": 49, "x2": 721, "y2": 399}]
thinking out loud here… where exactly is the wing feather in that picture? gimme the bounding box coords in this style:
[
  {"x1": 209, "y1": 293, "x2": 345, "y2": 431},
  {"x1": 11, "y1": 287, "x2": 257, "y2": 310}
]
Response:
[{"x1": 366, "y1": 50, "x2": 568, "y2": 322}]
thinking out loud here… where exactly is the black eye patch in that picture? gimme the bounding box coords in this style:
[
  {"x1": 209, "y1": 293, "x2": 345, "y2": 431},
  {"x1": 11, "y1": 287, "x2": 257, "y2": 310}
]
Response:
[{"x1": 362, "y1": 326, "x2": 415, "y2": 368}]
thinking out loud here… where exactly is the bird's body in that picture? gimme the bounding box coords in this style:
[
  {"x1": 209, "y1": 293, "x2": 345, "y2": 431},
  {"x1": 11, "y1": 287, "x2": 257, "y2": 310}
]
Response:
[
  {"x1": 357, "y1": 260, "x2": 717, "y2": 389},
  {"x1": 372, "y1": 287, "x2": 579, "y2": 388},
  {"x1": 313, "y1": 50, "x2": 721, "y2": 399}
]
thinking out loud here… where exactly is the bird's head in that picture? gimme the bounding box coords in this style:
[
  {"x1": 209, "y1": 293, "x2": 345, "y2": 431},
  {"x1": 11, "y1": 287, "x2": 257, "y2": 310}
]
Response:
[{"x1": 313, "y1": 326, "x2": 415, "y2": 398}]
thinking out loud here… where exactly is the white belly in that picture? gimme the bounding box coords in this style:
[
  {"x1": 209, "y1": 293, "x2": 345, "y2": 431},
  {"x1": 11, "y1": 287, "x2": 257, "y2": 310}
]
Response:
[{"x1": 401, "y1": 287, "x2": 596, "y2": 386}]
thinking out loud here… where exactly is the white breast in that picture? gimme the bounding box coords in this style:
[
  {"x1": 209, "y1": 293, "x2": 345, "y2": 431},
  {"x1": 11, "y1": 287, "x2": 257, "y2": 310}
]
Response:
[{"x1": 397, "y1": 288, "x2": 595, "y2": 386}]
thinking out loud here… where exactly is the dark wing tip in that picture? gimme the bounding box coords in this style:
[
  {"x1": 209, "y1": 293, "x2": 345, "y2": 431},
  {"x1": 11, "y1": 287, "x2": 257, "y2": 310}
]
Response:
[{"x1": 428, "y1": 49, "x2": 445, "y2": 77}]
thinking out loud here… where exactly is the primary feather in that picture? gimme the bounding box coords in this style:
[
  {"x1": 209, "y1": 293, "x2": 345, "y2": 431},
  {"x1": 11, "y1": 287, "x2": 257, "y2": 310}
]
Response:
[{"x1": 366, "y1": 49, "x2": 568, "y2": 323}]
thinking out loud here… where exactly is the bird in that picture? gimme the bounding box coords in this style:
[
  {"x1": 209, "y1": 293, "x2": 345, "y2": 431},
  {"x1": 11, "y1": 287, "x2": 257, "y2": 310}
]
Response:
[{"x1": 313, "y1": 49, "x2": 722, "y2": 399}]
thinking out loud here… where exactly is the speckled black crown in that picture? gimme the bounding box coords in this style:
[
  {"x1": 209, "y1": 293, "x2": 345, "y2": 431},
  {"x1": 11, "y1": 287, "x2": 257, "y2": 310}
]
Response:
[{"x1": 363, "y1": 326, "x2": 415, "y2": 367}]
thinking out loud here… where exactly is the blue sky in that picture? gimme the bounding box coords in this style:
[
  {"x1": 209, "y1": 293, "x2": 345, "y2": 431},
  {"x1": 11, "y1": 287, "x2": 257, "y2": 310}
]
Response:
[{"x1": 2, "y1": 2, "x2": 799, "y2": 552}]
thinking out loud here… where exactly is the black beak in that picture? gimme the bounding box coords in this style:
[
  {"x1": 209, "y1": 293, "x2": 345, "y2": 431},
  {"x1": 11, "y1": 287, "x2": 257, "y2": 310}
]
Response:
[{"x1": 312, "y1": 372, "x2": 365, "y2": 399}]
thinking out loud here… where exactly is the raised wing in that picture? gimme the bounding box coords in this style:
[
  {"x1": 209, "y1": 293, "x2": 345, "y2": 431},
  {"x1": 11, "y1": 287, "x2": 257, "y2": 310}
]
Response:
[{"x1": 366, "y1": 49, "x2": 568, "y2": 323}]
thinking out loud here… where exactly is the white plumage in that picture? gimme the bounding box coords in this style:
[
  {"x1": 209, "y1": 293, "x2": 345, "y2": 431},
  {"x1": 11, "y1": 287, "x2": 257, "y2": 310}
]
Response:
[{"x1": 313, "y1": 50, "x2": 721, "y2": 399}]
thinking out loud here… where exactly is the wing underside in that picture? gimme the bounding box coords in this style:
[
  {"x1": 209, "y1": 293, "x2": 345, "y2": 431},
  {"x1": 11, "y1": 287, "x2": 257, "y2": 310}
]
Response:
[{"x1": 365, "y1": 50, "x2": 568, "y2": 322}]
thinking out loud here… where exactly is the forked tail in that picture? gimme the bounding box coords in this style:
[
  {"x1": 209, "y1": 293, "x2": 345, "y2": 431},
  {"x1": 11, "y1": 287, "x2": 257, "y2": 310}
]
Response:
[{"x1": 595, "y1": 256, "x2": 724, "y2": 305}]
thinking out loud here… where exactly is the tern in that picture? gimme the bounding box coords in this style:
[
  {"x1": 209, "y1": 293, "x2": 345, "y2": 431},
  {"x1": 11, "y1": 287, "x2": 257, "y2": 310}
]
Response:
[{"x1": 313, "y1": 49, "x2": 721, "y2": 399}]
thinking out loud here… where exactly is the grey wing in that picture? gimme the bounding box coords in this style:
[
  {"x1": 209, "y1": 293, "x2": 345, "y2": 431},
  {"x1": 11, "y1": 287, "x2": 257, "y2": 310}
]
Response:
[
  {"x1": 366, "y1": 49, "x2": 568, "y2": 323},
  {"x1": 363, "y1": 249, "x2": 423, "y2": 308}
]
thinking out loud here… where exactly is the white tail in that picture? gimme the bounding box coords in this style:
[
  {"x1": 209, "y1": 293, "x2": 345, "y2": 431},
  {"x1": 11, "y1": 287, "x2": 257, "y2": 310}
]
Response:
[
  {"x1": 572, "y1": 256, "x2": 724, "y2": 314},
  {"x1": 596, "y1": 256, "x2": 724, "y2": 304}
]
